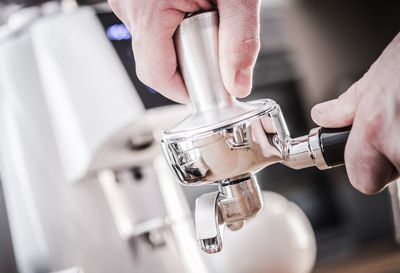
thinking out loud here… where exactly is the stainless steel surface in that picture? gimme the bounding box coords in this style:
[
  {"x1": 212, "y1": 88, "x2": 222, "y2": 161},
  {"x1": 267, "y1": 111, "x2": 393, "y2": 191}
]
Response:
[
  {"x1": 219, "y1": 175, "x2": 262, "y2": 226},
  {"x1": 195, "y1": 191, "x2": 222, "y2": 254},
  {"x1": 308, "y1": 127, "x2": 331, "y2": 170},
  {"x1": 161, "y1": 10, "x2": 330, "y2": 254},
  {"x1": 194, "y1": 174, "x2": 263, "y2": 253},
  {"x1": 175, "y1": 11, "x2": 234, "y2": 113},
  {"x1": 284, "y1": 127, "x2": 330, "y2": 170},
  {"x1": 163, "y1": 98, "x2": 289, "y2": 185},
  {"x1": 283, "y1": 134, "x2": 314, "y2": 170}
]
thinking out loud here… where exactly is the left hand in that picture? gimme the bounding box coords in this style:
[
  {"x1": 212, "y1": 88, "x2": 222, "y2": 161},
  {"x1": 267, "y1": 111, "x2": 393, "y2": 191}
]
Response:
[
  {"x1": 311, "y1": 33, "x2": 400, "y2": 194},
  {"x1": 108, "y1": 0, "x2": 261, "y2": 103}
]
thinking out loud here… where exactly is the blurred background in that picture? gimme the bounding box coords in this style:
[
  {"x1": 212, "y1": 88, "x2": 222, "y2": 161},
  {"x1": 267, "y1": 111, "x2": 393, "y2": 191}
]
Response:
[{"x1": 0, "y1": 0, "x2": 399, "y2": 272}]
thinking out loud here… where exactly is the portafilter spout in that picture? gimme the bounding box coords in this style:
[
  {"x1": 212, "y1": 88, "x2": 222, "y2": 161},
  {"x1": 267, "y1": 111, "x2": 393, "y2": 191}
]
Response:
[{"x1": 161, "y1": 10, "x2": 351, "y2": 254}]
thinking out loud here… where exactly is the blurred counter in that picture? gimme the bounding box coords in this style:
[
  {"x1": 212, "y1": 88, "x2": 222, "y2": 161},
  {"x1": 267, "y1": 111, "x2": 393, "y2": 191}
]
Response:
[{"x1": 315, "y1": 241, "x2": 400, "y2": 273}]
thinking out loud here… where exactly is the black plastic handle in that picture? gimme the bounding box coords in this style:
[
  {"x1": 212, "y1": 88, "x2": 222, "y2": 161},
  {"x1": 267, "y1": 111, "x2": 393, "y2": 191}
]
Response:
[{"x1": 319, "y1": 126, "x2": 351, "y2": 167}]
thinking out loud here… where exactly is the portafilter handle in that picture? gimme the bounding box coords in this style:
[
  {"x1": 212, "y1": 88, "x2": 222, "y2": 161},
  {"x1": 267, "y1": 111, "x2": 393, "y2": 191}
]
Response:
[{"x1": 319, "y1": 126, "x2": 351, "y2": 167}]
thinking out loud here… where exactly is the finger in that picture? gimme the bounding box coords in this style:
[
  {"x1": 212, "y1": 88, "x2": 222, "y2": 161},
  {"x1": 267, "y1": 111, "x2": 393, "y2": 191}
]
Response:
[
  {"x1": 132, "y1": 1, "x2": 215, "y2": 103},
  {"x1": 311, "y1": 79, "x2": 365, "y2": 128},
  {"x1": 345, "y1": 130, "x2": 395, "y2": 194},
  {"x1": 217, "y1": 0, "x2": 261, "y2": 98},
  {"x1": 344, "y1": 96, "x2": 396, "y2": 194},
  {"x1": 133, "y1": 33, "x2": 189, "y2": 103},
  {"x1": 132, "y1": 5, "x2": 209, "y2": 104}
]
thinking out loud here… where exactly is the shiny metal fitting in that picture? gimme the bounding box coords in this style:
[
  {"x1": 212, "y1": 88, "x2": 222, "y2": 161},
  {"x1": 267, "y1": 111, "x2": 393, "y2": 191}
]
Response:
[{"x1": 195, "y1": 175, "x2": 262, "y2": 254}]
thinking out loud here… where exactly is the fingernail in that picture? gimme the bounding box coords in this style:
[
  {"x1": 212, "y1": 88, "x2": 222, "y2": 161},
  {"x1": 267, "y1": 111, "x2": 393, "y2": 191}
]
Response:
[{"x1": 234, "y1": 68, "x2": 252, "y2": 97}]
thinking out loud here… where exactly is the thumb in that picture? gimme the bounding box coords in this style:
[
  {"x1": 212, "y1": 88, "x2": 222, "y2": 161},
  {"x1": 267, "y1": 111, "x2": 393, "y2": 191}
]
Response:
[
  {"x1": 217, "y1": 0, "x2": 261, "y2": 98},
  {"x1": 311, "y1": 80, "x2": 363, "y2": 128}
]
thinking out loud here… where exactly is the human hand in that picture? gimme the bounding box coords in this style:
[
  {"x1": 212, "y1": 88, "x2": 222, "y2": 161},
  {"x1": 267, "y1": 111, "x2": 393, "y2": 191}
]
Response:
[
  {"x1": 311, "y1": 33, "x2": 400, "y2": 194},
  {"x1": 108, "y1": 0, "x2": 261, "y2": 103}
]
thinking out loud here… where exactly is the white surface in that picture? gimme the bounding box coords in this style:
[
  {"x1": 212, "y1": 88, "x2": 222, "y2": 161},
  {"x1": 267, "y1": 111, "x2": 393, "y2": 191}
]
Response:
[
  {"x1": 0, "y1": 7, "x2": 186, "y2": 273},
  {"x1": 0, "y1": 27, "x2": 51, "y2": 273},
  {"x1": 51, "y1": 268, "x2": 84, "y2": 273},
  {"x1": 209, "y1": 191, "x2": 317, "y2": 273},
  {"x1": 30, "y1": 7, "x2": 144, "y2": 183}
]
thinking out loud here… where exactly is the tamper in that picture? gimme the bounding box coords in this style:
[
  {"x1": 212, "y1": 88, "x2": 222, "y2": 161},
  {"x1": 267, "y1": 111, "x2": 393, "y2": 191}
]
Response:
[{"x1": 161, "y1": 11, "x2": 350, "y2": 254}]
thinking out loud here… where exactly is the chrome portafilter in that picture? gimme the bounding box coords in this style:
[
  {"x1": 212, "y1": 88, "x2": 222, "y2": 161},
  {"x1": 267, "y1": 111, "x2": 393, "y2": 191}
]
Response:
[{"x1": 161, "y1": 11, "x2": 350, "y2": 254}]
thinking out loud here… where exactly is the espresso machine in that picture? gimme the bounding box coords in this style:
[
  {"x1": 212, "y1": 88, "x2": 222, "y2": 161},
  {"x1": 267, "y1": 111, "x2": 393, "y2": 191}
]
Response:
[{"x1": 0, "y1": 2, "x2": 317, "y2": 273}]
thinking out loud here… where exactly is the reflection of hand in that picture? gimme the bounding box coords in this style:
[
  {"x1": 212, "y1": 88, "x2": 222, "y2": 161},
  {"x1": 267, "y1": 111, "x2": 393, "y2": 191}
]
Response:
[
  {"x1": 311, "y1": 33, "x2": 400, "y2": 194},
  {"x1": 108, "y1": 0, "x2": 261, "y2": 103}
]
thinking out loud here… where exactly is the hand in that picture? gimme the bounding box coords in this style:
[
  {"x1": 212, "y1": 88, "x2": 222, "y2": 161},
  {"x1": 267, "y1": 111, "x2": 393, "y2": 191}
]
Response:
[
  {"x1": 311, "y1": 33, "x2": 400, "y2": 194},
  {"x1": 108, "y1": 0, "x2": 261, "y2": 103}
]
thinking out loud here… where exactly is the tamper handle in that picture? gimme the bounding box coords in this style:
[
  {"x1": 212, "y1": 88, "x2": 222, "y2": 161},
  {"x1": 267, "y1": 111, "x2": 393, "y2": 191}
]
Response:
[
  {"x1": 319, "y1": 126, "x2": 351, "y2": 167},
  {"x1": 174, "y1": 10, "x2": 236, "y2": 112}
]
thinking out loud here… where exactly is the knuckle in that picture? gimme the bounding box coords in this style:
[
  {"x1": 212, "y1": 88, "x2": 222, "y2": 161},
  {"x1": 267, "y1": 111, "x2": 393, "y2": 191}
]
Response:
[
  {"x1": 347, "y1": 164, "x2": 383, "y2": 195},
  {"x1": 362, "y1": 108, "x2": 385, "y2": 147},
  {"x1": 364, "y1": 112, "x2": 383, "y2": 136},
  {"x1": 235, "y1": 38, "x2": 260, "y2": 54},
  {"x1": 353, "y1": 180, "x2": 381, "y2": 195}
]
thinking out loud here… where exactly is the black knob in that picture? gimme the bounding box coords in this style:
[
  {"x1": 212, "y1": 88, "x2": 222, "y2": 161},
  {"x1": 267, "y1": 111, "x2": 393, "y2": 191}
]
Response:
[{"x1": 319, "y1": 126, "x2": 351, "y2": 167}]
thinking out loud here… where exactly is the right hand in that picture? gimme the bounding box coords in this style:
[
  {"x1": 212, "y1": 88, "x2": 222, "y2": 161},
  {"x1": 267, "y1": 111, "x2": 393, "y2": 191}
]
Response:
[
  {"x1": 108, "y1": 0, "x2": 261, "y2": 103},
  {"x1": 311, "y1": 33, "x2": 400, "y2": 194}
]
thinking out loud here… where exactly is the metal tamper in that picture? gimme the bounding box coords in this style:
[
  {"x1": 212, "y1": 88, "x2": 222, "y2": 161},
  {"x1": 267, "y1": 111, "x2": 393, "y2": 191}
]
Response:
[{"x1": 161, "y1": 11, "x2": 350, "y2": 254}]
